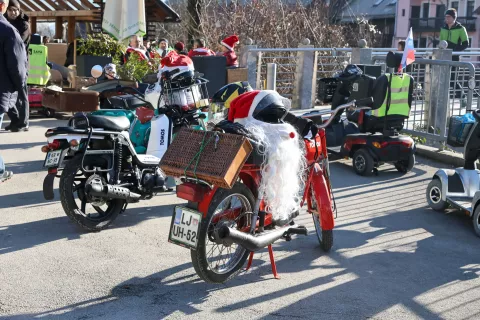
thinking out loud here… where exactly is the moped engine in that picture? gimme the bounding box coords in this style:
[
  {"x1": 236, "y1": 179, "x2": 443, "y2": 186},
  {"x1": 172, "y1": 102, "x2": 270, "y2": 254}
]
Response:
[{"x1": 141, "y1": 168, "x2": 166, "y2": 192}]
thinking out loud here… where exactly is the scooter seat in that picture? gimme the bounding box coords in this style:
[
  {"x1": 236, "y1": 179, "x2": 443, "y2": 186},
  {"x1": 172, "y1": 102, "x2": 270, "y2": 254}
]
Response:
[{"x1": 73, "y1": 115, "x2": 131, "y2": 131}]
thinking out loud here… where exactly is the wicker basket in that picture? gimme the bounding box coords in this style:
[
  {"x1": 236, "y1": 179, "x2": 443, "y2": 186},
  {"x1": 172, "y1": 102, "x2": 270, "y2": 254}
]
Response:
[{"x1": 160, "y1": 128, "x2": 253, "y2": 189}]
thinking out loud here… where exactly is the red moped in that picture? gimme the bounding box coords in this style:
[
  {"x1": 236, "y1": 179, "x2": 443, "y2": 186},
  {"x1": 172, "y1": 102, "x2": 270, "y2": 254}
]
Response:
[{"x1": 168, "y1": 98, "x2": 372, "y2": 283}]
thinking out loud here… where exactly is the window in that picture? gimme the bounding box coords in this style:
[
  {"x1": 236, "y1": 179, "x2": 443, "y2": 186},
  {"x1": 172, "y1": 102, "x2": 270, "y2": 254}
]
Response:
[
  {"x1": 419, "y1": 37, "x2": 427, "y2": 48},
  {"x1": 422, "y1": 3, "x2": 430, "y2": 18},
  {"x1": 402, "y1": 9, "x2": 405, "y2": 17},
  {"x1": 467, "y1": 1, "x2": 475, "y2": 17},
  {"x1": 451, "y1": 1, "x2": 459, "y2": 12},
  {"x1": 411, "y1": 6, "x2": 421, "y2": 18}
]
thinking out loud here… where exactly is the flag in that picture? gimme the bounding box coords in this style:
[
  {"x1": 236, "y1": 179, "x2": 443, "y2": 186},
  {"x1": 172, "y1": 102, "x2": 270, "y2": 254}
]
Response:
[{"x1": 401, "y1": 28, "x2": 415, "y2": 71}]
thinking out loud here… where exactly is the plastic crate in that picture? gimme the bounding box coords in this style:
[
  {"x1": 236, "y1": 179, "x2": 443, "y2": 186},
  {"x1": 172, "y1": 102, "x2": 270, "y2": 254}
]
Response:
[
  {"x1": 447, "y1": 116, "x2": 475, "y2": 147},
  {"x1": 317, "y1": 78, "x2": 338, "y2": 103}
]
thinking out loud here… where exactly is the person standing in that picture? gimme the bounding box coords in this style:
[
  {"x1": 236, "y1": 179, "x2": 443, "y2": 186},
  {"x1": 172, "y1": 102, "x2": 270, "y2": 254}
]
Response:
[
  {"x1": 219, "y1": 35, "x2": 239, "y2": 68},
  {"x1": 0, "y1": 0, "x2": 28, "y2": 134},
  {"x1": 440, "y1": 8, "x2": 469, "y2": 62},
  {"x1": 4, "y1": 0, "x2": 30, "y2": 131},
  {"x1": 174, "y1": 42, "x2": 188, "y2": 56},
  {"x1": 188, "y1": 38, "x2": 215, "y2": 57},
  {"x1": 157, "y1": 38, "x2": 173, "y2": 58}
]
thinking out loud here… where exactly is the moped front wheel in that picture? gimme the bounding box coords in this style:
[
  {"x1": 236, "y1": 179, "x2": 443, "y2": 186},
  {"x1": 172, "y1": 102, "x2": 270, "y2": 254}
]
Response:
[
  {"x1": 190, "y1": 182, "x2": 254, "y2": 284},
  {"x1": 311, "y1": 190, "x2": 334, "y2": 252}
]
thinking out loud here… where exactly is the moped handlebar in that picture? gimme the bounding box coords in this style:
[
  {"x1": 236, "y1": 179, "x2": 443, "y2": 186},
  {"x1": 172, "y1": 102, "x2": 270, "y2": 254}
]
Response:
[{"x1": 301, "y1": 97, "x2": 373, "y2": 129}]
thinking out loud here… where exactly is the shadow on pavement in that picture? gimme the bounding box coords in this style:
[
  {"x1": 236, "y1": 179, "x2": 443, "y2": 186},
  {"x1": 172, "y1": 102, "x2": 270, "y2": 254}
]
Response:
[
  {"x1": 3, "y1": 160, "x2": 44, "y2": 174},
  {"x1": 0, "y1": 202, "x2": 176, "y2": 256}
]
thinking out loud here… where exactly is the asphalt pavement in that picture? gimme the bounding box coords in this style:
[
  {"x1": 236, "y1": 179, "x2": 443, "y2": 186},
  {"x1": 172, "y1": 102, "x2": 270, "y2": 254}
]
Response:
[{"x1": 1, "y1": 116, "x2": 480, "y2": 320}]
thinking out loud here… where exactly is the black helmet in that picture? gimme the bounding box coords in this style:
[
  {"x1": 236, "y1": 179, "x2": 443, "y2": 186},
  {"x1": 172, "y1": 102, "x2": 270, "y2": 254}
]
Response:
[
  {"x1": 343, "y1": 64, "x2": 363, "y2": 76},
  {"x1": 251, "y1": 91, "x2": 290, "y2": 124}
]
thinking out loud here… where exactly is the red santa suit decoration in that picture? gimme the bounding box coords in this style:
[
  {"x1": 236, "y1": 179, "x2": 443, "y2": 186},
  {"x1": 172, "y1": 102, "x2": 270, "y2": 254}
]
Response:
[
  {"x1": 124, "y1": 47, "x2": 149, "y2": 64},
  {"x1": 188, "y1": 47, "x2": 215, "y2": 57},
  {"x1": 228, "y1": 90, "x2": 305, "y2": 224},
  {"x1": 221, "y1": 35, "x2": 239, "y2": 67}
]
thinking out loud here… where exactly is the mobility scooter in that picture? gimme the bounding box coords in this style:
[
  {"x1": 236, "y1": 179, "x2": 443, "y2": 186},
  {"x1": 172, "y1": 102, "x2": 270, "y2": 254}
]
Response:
[
  {"x1": 426, "y1": 110, "x2": 480, "y2": 237},
  {"x1": 304, "y1": 53, "x2": 415, "y2": 176}
]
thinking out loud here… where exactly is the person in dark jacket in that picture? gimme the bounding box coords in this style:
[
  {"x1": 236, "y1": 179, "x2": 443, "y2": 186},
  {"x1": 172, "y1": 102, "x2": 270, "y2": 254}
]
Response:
[
  {"x1": 440, "y1": 8, "x2": 469, "y2": 62},
  {"x1": 0, "y1": 0, "x2": 28, "y2": 133},
  {"x1": 4, "y1": 0, "x2": 30, "y2": 131}
]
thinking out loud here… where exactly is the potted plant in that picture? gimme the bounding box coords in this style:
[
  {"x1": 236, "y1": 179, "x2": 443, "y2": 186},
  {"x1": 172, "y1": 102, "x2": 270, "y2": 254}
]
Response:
[{"x1": 76, "y1": 34, "x2": 125, "y2": 77}]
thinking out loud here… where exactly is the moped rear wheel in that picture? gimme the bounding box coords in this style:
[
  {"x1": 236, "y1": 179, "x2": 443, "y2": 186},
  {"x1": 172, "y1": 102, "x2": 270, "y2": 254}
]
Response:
[{"x1": 190, "y1": 182, "x2": 254, "y2": 283}]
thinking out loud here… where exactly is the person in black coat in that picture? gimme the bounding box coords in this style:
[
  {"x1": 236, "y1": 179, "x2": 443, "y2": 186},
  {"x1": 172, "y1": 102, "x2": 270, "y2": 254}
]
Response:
[
  {"x1": 4, "y1": 0, "x2": 30, "y2": 131},
  {"x1": 0, "y1": 0, "x2": 27, "y2": 133}
]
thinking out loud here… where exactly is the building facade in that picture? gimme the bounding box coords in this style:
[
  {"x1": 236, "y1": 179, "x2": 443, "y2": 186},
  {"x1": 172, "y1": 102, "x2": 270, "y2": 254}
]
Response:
[{"x1": 395, "y1": 0, "x2": 478, "y2": 48}]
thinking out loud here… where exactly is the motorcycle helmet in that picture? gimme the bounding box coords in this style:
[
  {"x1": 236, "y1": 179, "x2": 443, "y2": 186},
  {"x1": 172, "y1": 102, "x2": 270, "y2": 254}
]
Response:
[
  {"x1": 104, "y1": 63, "x2": 118, "y2": 79},
  {"x1": 212, "y1": 81, "x2": 253, "y2": 108},
  {"x1": 251, "y1": 91, "x2": 289, "y2": 124},
  {"x1": 343, "y1": 64, "x2": 363, "y2": 77}
]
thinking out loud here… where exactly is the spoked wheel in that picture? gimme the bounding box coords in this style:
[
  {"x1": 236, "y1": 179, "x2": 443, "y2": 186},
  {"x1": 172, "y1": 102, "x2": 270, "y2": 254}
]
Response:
[
  {"x1": 191, "y1": 183, "x2": 254, "y2": 283},
  {"x1": 311, "y1": 189, "x2": 333, "y2": 252},
  {"x1": 59, "y1": 155, "x2": 125, "y2": 232}
]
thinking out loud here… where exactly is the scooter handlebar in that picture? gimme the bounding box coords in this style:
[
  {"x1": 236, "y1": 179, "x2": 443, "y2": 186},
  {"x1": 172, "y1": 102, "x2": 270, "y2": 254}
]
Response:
[{"x1": 309, "y1": 98, "x2": 373, "y2": 129}]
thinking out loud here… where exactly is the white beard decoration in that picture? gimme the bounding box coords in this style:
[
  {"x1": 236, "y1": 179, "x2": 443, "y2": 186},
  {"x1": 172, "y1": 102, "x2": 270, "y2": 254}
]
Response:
[{"x1": 241, "y1": 117, "x2": 306, "y2": 223}]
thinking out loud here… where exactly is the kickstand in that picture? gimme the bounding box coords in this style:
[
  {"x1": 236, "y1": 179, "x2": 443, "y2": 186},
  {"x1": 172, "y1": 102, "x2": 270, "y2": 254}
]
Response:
[{"x1": 245, "y1": 245, "x2": 280, "y2": 279}]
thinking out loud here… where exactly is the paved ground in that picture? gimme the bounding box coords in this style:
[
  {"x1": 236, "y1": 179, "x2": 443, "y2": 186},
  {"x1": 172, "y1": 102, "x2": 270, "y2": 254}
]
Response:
[{"x1": 1, "y1": 116, "x2": 480, "y2": 320}]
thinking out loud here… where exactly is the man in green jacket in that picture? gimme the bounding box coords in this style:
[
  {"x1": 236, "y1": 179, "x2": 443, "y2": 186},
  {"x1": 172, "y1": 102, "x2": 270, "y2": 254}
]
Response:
[{"x1": 440, "y1": 8, "x2": 469, "y2": 61}]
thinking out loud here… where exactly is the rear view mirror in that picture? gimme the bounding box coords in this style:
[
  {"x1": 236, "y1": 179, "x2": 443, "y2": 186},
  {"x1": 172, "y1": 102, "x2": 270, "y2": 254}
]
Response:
[{"x1": 91, "y1": 65, "x2": 103, "y2": 79}]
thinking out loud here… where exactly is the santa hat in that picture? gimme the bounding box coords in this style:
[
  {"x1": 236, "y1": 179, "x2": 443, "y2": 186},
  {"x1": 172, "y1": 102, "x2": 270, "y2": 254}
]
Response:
[
  {"x1": 228, "y1": 90, "x2": 290, "y2": 124},
  {"x1": 221, "y1": 35, "x2": 239, "y2": 51},
  {"x1": 159, "y1": 51, "x2": 194, "y2": 75}
]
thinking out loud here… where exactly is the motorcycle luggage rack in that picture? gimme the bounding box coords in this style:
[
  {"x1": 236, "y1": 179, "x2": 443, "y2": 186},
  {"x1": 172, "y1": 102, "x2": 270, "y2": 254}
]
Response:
[{"x1": 77, "y1": 114, "x2": 115, "y2": 173}]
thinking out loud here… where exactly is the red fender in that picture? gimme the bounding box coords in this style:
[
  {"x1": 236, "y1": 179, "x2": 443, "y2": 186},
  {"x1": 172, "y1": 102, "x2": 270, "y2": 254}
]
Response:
[{"x1": 311, "y1": 164, "x2": 334, "y2": 230}]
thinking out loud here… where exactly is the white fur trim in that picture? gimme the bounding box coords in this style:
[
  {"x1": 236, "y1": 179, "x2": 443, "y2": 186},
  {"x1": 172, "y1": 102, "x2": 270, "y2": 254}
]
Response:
[{"x1": 221, "y1": 41, "x2": 234, "y2": 51}]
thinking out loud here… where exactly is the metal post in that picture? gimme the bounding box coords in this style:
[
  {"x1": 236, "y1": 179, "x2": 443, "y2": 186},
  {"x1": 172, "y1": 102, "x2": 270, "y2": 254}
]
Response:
[
  {"x1": 266, "y1": 63, "x2": 277, "y2": 90},
  {"x1": 292, "y1": 39, "x2": 317, "y2": 109},
  {"x1": 426, "y1": 48, "x2": 452, "y2": 142},
  {"x1": 245, "y1": 45, "x2": 259, "y2": 89}
]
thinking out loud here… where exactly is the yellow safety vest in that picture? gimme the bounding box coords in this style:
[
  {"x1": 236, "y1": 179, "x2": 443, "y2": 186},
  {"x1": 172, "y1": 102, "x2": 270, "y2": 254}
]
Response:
[
  {"x1": 28, "y1": 44, "x2": 50, "y2": 86},
  {"x1": 372, "y1": 74, "x2": 411, "y2": 118}
]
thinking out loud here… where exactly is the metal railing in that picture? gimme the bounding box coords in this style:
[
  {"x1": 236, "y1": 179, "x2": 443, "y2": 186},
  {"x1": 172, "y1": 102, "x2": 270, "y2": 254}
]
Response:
[{"x1": 372, "y1": 56, "x2": 475, "y2": 144}]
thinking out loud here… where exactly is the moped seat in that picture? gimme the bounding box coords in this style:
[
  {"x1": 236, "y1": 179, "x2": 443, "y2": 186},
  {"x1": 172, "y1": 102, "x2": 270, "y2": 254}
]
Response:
[{"x1": 73, "y1": 115, "x2": 130, "y2": 131}]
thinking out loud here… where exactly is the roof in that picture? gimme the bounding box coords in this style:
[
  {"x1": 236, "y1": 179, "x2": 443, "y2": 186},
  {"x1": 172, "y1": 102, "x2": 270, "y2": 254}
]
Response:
[
  {"x1": 21, "y1": 0, "x2": 180, "y2": 23},
  {"x1": 338, "y1": 0, "x2": 397, "y2": 23}
]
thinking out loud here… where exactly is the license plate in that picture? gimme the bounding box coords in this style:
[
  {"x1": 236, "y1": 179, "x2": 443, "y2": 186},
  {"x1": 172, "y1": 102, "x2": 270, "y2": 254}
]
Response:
[
  {"x1": 168, "y1": 206, "x2": 202, "y2": 250},
  {"x1": 43, "y1": 150, "x2": 63, "y2": 167}
]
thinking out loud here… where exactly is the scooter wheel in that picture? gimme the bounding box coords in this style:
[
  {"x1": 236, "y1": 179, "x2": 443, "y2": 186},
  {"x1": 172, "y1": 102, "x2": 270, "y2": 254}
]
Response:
[
  {"x1": 426, "y1": 179, "x2": 449, "y2": 212},
  {"x1": 472, "y1": 206, "x2": 480, "y2": 237},
  {"x1": 352, "y1": 149, "x2": 374, "y2": 176},
  {"x1": 395, "y1": 154, "x2": 415, "y2": 173}
]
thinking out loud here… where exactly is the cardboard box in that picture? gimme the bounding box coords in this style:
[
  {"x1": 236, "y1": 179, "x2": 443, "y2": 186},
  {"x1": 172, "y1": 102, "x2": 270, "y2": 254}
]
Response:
[
  {"x1": 46, "y1": 43, "x2": 68, "y2": 66},
  {"x1": 227, "y1": 68, "x2": 248, "y2": 83}
]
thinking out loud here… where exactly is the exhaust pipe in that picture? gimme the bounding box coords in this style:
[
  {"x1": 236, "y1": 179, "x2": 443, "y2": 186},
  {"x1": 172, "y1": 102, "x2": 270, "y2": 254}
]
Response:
[
  {"x1": 217, "y1": 225, "x2": 307, "y2": 252},
  {"x1": 86, "y1": 184, "x2": 141, "y2": 201}
]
